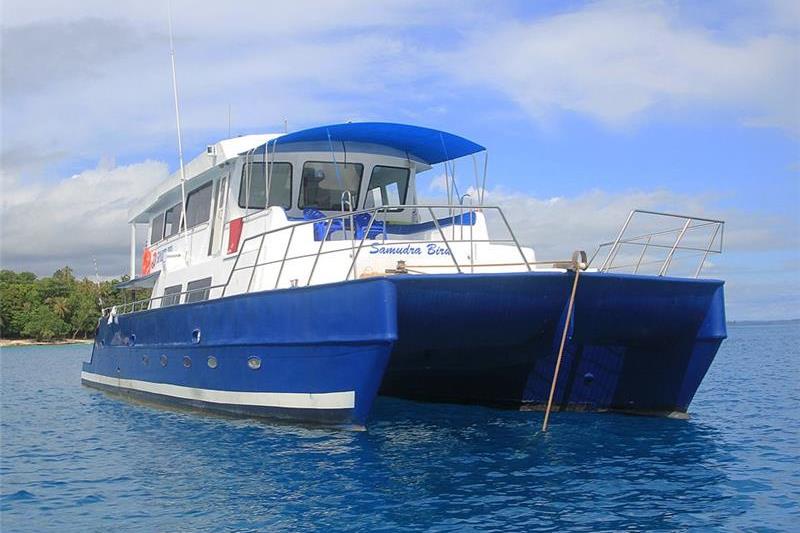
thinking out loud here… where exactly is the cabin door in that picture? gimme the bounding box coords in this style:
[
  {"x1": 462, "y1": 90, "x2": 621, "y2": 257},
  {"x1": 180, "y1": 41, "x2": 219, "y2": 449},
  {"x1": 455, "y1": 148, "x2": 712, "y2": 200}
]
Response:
[{"x1": 208, "y1": 174, "x2": 229, "y2": 256}]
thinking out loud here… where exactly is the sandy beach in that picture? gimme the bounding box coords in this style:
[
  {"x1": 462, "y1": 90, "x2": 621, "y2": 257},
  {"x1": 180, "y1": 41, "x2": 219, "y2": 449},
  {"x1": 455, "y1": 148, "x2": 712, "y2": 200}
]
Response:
[{"x1": 0, "y1": 338, "x2": 93, "y2": 347}]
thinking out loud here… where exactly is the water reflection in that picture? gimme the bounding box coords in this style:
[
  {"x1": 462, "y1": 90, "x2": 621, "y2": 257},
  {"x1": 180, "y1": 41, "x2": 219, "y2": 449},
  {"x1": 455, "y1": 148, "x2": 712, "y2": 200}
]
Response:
[{"x1": 3, "y1": 334, "x2": 798, "y2": 532}]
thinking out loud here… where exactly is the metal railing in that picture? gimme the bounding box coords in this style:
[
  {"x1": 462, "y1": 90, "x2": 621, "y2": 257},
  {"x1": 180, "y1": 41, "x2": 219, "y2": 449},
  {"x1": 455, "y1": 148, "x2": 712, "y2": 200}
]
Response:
[
  {"x1": 587, "y1": 209, "x2": 724, "y2": 277},
  {"x1": 106, "y1": 203, "x2": 536, "y2": 316},
  {"x1": 221, "y1": 203, "x2": 532, "y2": 297},
  {"x1": 107, "y1": 207, "x2": 725, "y2": 316},
  {"x1": 104, "y1": 283, "x2": 226, "y2": 316}
]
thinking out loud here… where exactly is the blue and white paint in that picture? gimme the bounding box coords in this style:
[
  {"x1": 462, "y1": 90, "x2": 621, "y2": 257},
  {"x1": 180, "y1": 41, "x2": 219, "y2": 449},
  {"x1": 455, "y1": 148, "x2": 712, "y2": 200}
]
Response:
[{"x1": 82, "y1": 122, "x2": 728, "y2": 428}]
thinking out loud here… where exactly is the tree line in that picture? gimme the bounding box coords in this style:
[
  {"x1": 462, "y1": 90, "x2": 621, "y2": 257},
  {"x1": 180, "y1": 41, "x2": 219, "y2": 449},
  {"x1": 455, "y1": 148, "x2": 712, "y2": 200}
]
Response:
[{"x1": 0, "y1": 267, "x2": 147, "y2": 341}]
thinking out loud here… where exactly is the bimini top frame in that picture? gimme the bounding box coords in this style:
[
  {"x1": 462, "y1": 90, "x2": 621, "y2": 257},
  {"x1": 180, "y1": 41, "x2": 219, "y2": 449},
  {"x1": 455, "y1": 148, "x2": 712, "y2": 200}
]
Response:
[{"x1": 248, "y1": 122, "x2": 486, "y2": 166}]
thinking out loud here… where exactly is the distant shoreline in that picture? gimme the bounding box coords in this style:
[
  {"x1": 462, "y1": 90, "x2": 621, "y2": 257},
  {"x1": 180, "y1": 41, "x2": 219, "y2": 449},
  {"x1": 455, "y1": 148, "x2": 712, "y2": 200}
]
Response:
[
  {"x1": 727, "y1": 318, "x2": 799, "y2": 326},
  {"x1": 0, "y1": 338, "x2": 94, "y2": 347}
]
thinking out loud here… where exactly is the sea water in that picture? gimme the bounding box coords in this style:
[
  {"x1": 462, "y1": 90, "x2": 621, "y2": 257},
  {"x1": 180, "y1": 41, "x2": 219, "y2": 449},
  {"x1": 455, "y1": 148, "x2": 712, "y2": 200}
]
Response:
[{"x1": 1, "y1": 322, "x2": 798, "y2": 532}]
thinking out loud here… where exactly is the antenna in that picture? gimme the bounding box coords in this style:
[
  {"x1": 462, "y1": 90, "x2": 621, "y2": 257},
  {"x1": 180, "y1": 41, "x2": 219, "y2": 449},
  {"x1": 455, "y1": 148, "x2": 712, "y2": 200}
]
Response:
[
  {"x1": 167, "y1": 2, "x2": 189, "y2": 252},
  {"x1": 92, "y1": 256, "x2": 104, "y2": 307},
  {"x1": 283, "y1": 118, "x2": 288, "y2": 133}
]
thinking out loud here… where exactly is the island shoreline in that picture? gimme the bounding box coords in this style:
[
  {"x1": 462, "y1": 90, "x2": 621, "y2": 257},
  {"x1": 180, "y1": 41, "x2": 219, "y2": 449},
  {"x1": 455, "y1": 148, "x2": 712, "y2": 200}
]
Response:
[{"x1": 0, "y1": 338, "x2": 94, "y2": 347}]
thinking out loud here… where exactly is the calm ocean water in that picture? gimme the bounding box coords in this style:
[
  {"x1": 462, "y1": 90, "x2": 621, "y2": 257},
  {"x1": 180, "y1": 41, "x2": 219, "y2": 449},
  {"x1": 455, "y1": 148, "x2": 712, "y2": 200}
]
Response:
[{"x1": 1, "y1": 323, "x2": 798, "y2": 532}]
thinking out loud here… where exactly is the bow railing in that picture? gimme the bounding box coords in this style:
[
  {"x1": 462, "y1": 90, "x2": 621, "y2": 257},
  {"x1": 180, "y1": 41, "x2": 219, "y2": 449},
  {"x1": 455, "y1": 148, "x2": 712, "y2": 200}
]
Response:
[{"x1": 587, "y1": 209, "x2": 724, "y2": 277}]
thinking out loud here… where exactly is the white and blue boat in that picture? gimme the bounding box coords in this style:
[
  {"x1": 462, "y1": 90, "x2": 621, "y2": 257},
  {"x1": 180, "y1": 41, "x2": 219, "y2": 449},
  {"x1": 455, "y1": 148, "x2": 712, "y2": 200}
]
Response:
[{"x1": 81, "y1": 122, "x2": 727, "y2": 428}]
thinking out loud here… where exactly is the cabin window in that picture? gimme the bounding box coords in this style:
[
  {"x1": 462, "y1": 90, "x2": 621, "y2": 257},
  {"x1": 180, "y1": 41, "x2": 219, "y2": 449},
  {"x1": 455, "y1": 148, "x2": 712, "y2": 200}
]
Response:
[
  {"x1": 164, "y1": 203, "x2": 182, "y2": 238},
  {"x1": 299, "y1": 161, "x2": 363, "y2": 211},
  {"x1": 150, "y1": 213, "x2": 165, "y2": 244},
  {"x1": 365, "y1": 166, "x2": 410, "y2": 208},
  {"x1": 185, "y1": 182, "x2": 213, "y2": 229},
  {"x1": 162, "y1": 284, "x2": 182, "y2": 307},
  {"x1": 186, "y1": 277, "x2": 212, "y2": 303},
  {"x1": 238, "y1": 162, "x2": 292, "y2": 210}
]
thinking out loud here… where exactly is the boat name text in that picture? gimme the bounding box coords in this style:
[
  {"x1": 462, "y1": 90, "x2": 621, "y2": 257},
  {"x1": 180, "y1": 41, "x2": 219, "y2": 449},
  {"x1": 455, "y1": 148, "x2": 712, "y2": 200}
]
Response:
[{"x1": 369, "y1": 243, "x2": 451, "y2": 256}]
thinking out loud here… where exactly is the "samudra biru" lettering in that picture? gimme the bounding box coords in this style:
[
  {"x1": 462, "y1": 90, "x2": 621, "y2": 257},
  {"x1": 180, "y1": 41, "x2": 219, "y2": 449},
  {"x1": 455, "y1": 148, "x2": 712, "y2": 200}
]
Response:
[{"x1": 369, "y1": 243, "x2": 450, "y2": 256}]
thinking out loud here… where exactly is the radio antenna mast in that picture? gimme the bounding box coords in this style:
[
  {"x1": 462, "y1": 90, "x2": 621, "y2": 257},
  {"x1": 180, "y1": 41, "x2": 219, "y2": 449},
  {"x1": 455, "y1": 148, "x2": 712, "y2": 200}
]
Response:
[
  {"x1": 92, "y1": 256, "x2": 104, "y2": 307},
  {"x1": 167, "y1": 2, "x2": 189, "y2": 251}
]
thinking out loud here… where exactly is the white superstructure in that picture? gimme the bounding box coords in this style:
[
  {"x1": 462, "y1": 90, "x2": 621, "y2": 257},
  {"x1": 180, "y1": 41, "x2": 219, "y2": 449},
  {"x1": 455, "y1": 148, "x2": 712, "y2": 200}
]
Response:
[{"x1": 123, "y1": 126, "x2": 540, "y2": 309}]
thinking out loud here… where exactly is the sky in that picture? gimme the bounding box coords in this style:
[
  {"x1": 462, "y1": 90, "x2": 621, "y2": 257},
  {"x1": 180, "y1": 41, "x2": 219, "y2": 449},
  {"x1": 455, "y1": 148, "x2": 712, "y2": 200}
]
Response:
[{"x1": 1, "y1": 0, "x2": 798, "y2": 320}]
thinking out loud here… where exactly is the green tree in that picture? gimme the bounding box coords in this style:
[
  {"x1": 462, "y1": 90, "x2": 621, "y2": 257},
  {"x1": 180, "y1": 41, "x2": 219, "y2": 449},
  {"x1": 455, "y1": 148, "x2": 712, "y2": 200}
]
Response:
[
  {"x1": 68, "y1": 282, "x2": 100, "y2": 338},
  {"x1": 0, "y1": 281, "x2": 40, "y2": 338},
  {"x1": 0, "y1": 267, "x2": 143, "y2": 340},
  {"x1": 21, "y1": 304, "x2": 70, "y2": 341},
  {"x1": 47, "y1": 296, "x2": 70, "y2": 320}
]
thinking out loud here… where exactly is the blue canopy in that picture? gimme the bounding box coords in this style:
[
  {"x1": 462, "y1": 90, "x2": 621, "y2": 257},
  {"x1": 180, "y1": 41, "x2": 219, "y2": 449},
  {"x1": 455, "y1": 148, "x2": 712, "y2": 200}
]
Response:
[{"x1": 251, "y1": 122, "x2": 485, "y2": 165}]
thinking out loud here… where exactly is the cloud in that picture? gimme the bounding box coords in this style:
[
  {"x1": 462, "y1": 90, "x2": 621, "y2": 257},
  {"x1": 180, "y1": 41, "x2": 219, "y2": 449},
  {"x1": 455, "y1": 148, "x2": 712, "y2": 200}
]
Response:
[
  {"x1": 1, "y1": 155, "x2": 796, "y2": 320},
  {"x1": 0, "y1": 2, "x2": 450, "y2": 171},
  {"x1": 1, "y1": 17, "x2": 155, "y2": 97},
  {"x1": 470, "y1": 186, "x2": 799, "y2": 319},
  {"x1": 0, "y1": 160, "x2": 168, "y2": 276},
  {"x1": 484, "y1": 187, "x2": 797, "y2": 257},
  {"x1": 1, "y1": 0, "x2": 797, "y2": 320},
  {"x1": 445, "y1": 1, "x2": 800, "y2": 131},
  {"x1": 4, "y1": 0, "x2": 797, "y2": 180}
]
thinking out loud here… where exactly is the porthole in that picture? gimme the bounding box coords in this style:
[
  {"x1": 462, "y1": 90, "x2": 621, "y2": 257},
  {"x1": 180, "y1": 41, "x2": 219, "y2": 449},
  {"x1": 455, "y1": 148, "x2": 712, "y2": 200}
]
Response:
[
  {"x1": 160, "y1": 354, "x2": 168, "y2": 367},
  {"x1": 247, "y1": 356, "x2": 261, "y2": 370},
  {"x1": 183, "y1": 356, "x2": 192, "y2": 368},
  {"x1": 191, "y1": 329, "x2": 201, "y2": 344},
  {"x1": 128, "y1": 334, "x2": 136, "y2": 346},
  {"x1": 142, "y1": 354, "x2": 149, "y2": 365},
  {"x1": 207, "y1": 356, "x2": 218, "y2": 369}
]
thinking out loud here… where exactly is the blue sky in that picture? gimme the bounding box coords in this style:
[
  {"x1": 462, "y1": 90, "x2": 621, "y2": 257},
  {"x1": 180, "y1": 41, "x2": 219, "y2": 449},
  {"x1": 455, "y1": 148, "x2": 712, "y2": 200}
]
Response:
[{"x1": 1, "y1": 0, "x2": 798, "y2": 319}]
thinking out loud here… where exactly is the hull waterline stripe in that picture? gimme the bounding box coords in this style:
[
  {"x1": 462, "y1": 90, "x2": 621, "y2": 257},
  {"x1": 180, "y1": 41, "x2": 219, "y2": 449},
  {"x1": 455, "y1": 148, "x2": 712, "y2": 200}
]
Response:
[{"x1": 81, "y1": 372, "x2": 355, "y2": 409}]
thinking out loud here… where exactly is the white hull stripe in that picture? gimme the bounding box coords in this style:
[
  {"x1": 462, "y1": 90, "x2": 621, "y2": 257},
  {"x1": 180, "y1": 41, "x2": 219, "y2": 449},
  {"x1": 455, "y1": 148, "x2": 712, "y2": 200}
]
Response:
[{"x1": 81, "y1": 371, "x2": 355, "y2": 410}]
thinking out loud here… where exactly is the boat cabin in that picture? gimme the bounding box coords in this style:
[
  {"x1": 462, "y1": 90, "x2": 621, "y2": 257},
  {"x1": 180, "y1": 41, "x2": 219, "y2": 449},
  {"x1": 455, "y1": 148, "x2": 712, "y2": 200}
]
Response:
[{"x1": 123, "y1": 123, "x2": 515, "y2": 308}]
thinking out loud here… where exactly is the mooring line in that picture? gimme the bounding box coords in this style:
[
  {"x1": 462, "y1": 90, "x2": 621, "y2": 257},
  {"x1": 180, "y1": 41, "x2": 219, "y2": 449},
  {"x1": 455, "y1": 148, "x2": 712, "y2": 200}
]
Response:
[{"x1": 542, "y1": 252, "x2": 585, "y2": 432}]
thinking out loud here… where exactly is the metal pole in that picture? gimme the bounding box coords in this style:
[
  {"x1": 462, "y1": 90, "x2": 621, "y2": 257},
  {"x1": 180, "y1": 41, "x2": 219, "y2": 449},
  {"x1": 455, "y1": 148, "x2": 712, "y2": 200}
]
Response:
[
  {"x1": 633, "y1": 235, "x2": 652, "y2": 274},
  {"x1": 542, "y1": 264, "x2": 581, "y2": 432},
  {"x1": 246, "y1": 233, "x2": 267, "y2": 293},
  {"x1": 472, "y1": 154, "x2": 479, "y2": 201},
  {"x1": 274, "y1": 226, "x2": 295, "y2": 289},
  {"x1": 129, "y1": 224, "x2": 136, "y2": 279},
  {"x1": 659, "y1": 218, "x2": 692, "y2": 276},
  {"x1": 428, "y1": 207, "x2": 462, "y2": 273},
  {"x1": 167, "y1": 3, "x2": 190, "y2": 255},
  {"x1": 480, "y1": 151, "x2": 488, "y2": 205},
  {"x1": 600, "y1": 210, "x2": 636, "y2": 272},
  {"x1": 694, "y1": 223, "x2": 721, "y2": 278},
  {"x1": 496, "y1": 207, "x2": 531, "y2": 271},
  {"x1": 307, "y1": 219, "x2": 335, "y2": 285},
  {"x1": 346, "y1": 209, "x2": 379, "y2": 280}
]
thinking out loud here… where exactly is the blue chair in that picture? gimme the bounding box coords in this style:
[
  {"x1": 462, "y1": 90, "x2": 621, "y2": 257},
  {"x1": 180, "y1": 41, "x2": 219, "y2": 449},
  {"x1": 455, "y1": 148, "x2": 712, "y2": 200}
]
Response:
[
  {"x1": 354, "y1": 213, "x2": 386, "y2": 240},
  {"x1": 304, "y1": 209, "x2": 344, "y2": 241}
]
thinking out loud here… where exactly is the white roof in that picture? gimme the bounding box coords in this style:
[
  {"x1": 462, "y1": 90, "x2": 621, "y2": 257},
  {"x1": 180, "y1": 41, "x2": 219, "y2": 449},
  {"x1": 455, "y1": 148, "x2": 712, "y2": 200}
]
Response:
[{"x1": 128, "y1": 133, "x2": 283, "y2": 223}]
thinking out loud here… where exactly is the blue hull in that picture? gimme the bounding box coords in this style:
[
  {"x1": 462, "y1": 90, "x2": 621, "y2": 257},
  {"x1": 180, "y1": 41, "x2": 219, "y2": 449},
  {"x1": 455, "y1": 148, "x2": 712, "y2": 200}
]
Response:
[
  {"x1": 83, "y1": 271, "x2": 726, "y2": 426},
  {"x1": 83, "y1": 279, "x2": 398, "y2": 428},
  {"x1": 382, "y1": 272, "x2": 726, "y2": 415}
]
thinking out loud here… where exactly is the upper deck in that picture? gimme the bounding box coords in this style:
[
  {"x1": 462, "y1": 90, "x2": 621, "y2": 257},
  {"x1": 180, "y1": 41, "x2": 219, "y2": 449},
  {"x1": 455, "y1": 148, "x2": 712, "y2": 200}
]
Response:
[{"x1": 114, "y1": 123, "x2": 724, "y2": 315}]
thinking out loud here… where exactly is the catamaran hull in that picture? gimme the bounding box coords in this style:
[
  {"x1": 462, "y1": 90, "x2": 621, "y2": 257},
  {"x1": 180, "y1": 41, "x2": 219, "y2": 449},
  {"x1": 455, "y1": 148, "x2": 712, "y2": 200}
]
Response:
[
  {"x1": 83, "y1": 272, "x2": 725, "y2": 426},
  {"x1": 82, "y1": 279, "x2": 398, "y2": 428},
  {"x1": 381, "y1": 272, "x2": 726, "y2": 416}
]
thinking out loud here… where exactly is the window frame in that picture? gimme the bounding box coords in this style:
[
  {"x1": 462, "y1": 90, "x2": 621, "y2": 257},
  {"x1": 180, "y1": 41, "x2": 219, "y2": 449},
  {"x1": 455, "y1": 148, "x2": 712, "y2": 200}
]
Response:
[
  {"x1": 238, "y1": 161, "x2": 293, "y2": 210},
  {"x1": 163, "y1": 203, "x2": 183, "y2": 239},
  {"x1": 298, "y1": 160, "x2": 364, "y2": 211},
  {"x1": 162, "y1": 284, "x2": 182, "y2": 307},
  {"x1": 150, "y1": 212, "x2": 165, "y2": 245},
  {"x1": 186, "y1": 277, "x2": 213, "y2": 304},
  {"x1": 365, "y1": 165, "x2": 411, "y2": 210},
  {"x1": 185, "y1": 181, "x2": 213, "y2": 230}
]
